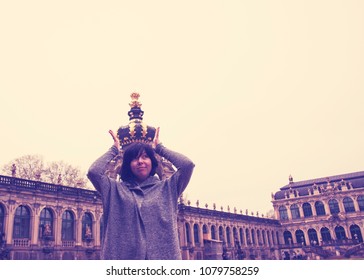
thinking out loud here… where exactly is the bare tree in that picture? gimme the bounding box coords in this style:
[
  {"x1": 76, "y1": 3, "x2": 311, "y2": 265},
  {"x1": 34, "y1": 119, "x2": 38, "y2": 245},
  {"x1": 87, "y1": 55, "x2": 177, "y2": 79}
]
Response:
[
  {"x1": 45, "y1": 160, "x2": 87, "y2": 188},
  {"x1": 266, "y1": 209, "x2": 275, "y2": 219},
  {"x1": 1, "y1": 155, "x2": 88, "y2": 188},
  {"x1": 2, "y1": 155, "x2": 44, "y2": 180}
]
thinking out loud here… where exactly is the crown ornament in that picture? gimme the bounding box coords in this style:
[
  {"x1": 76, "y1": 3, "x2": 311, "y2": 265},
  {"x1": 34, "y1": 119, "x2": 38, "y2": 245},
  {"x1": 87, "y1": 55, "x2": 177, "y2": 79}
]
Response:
[
  {"x1": 117, "y1": 93, "x2": 156, "y2": 148},
  {"x1": 106, "y1": 93, "x2": 175, "y2": 181}
]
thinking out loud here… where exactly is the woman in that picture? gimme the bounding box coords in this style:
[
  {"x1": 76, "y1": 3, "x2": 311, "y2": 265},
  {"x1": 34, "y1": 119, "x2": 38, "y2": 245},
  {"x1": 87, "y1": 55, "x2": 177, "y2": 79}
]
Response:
[{"x1": 87, "y1": 128, "x2": 194, "y2": 260}]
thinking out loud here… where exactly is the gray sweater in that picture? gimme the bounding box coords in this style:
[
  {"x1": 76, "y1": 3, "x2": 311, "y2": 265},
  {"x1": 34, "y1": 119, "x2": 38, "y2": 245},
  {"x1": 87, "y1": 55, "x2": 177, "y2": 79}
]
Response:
[{"x1": 87, "y1": 144, "x2": 194, "y2": 260}]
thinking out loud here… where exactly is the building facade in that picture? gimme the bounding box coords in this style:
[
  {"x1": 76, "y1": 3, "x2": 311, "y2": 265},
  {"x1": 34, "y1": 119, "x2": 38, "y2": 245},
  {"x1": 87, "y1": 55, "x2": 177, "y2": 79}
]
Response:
[
  {"x1": 272, "y1": 171, "x2": 364, "y2": 259},
  {"x1": 177, "y1": 202, "x2": 281, "y2": 260},
  {"x1": 0, "y1": 175, "x2": 103, "y2": 260},
  {"x1": 1, "y1": 170, "x2": 364, "y2": 260}
]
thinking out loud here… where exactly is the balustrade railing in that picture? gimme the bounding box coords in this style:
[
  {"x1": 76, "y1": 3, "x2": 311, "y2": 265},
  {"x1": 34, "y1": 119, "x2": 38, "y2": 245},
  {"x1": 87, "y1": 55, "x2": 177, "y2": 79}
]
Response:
[
  {"x1": 62, "y1": 240, "x2": 76, "y2": 247},
  {"x1": 0, "y1": 175, "x2": 98, "y2": 200},
  {"x1": 13, "y1": 238, "x2": 30, "y2": 247}
]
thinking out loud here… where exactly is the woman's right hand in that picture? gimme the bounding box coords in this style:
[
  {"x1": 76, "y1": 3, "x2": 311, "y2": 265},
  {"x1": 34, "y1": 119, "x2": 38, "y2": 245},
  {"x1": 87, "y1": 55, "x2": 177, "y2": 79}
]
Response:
[
  {"x1": 152, "y1": 127, "x2": 160, "y2": 149},
  {"x1": 109, "y1": 130, "x2": 121, "y2": 150}
]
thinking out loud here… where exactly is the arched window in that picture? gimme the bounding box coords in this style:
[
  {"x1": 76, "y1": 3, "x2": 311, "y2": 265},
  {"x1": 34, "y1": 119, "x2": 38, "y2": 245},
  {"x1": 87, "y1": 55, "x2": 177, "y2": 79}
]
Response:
[
  {"x1": 39, "y1": 208, "x2": 53, "y2": 239},
  {"x1": 267, "y1": 230, "x2": 271, "y2": 246},
  {"x1": 82, "y1": 212, "x2": 93, "y2": 240},
  {"x1": 349, "y1": 224, "x2": 363, "y2": 242},
  {"x1": 283, "y1": 231, "x2": 293, "y2": 245},
  {"x1": 308, "y1": 228, "x2": 319, "y2": 245},
  {"x1": 343, "y1": 197, "x2": 355, "y2": 213},
  {"x1": 226, "y1": 227, "x2": 231, "y2": 245},
  {"x1": 185, "y1": 223, "x2": 191, "y2": 243},
  {"x1": 328, "y1": 199, "x2": 340, "y2": 214},
  {"x1": 278, "y1": 206, "x2": 288, "y2": 220},
  {"x1": 233, "y1": 227, "x2": 238, "y2": 242},
  {"x1": 276, "y1": 231, "x2": 280, "y2": 245},
  {"x1": 251, "y1": 229, "x2": 256, "y2": 245},
  {"x1": 239, "y1": 228, "x2": 244, "y2": 245},
  {"x1": 262, "y1": 230, "x2": 266, "y2": 245},
  {"x1": 0, "y1": 204, "x2": 5, "y2": 235},
  {"x1": 295, "y1": 229, "x2": 306, "y2": 245},
  {"x1": 202, "y1": 224, "x2": 208, "y2": 234},
  {"x1": 357, "y1": 195, "x2": 364, "y2": 211},
  {"x1": 335, "y1": 226, "x2": 346, "y2": 240},
  {"x1": 290, "y1": 204, "x2": 300, "y2": 219},
  {"x1": 193, "y1": 224, "x2": 200, "y2": 244},
  {"x1": 13, "y1": 205, "x2": 30, "y2": 239},
  {"x1": 256, "y1": 229, "x2": 261, "y2": 245},
  {"x1": 61, "y1": 211, "x2": 75, "y2": 241},
  {"x1": 302, "y1": 202, "x2": 313, "y2": 217},
  {"x1": 245, "y1": 228, "x2": 250, "y2": 244},
  {"x1": 211, "y1": 225, "x2": 216, "y2": 240},
  {"x1": 315, "y1": 201, "x2": 326, "y2": 216},
  {"x1": 219, "y1": 226, "x2": 224, "y2": 242},
  {"x1": 320, "y1": 227, "x2": 332, "y2": 243}
]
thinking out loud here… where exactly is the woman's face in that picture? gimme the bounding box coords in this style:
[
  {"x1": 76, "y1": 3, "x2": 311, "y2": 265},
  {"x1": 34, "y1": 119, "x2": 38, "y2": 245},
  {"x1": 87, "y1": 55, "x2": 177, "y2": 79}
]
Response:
[{"x1": 130, "y1": 150, "x2": 152, "y2": 183}]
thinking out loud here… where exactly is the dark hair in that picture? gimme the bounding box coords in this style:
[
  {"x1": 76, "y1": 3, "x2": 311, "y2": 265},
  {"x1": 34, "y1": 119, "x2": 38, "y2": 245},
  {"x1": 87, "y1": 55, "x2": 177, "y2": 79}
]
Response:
[{"x1": 119, "y1": 142, "x2": 158, "y2": 182}]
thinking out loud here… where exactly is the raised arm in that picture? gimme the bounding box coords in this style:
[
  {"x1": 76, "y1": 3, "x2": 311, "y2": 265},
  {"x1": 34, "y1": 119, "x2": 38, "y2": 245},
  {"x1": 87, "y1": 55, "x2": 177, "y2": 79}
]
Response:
[
  {"x1": 153, "y1": 128, "x2": 195, "y2": 196},
  {"x1": 155, "y1": 144, "x2": 195, "y2": 196},
  {"x1": 87, "y1": 130, "x2": 120, "y2": 195}
]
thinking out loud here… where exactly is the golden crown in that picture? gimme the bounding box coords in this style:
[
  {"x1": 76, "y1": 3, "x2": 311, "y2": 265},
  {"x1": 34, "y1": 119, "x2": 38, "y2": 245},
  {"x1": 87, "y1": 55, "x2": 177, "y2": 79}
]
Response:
[{"x1": 117, "y1": 93, "x2": 156, "y2": 148}]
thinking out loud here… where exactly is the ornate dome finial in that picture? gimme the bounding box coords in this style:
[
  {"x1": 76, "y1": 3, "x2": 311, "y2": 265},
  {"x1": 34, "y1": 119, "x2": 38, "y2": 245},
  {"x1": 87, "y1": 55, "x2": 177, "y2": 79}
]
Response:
[
  {"x1": 127, "y1": 92, "x2": 145, "y2": 121},
  {"x1": 129, "y1": 92, "x2": 142, "y2": 108}
]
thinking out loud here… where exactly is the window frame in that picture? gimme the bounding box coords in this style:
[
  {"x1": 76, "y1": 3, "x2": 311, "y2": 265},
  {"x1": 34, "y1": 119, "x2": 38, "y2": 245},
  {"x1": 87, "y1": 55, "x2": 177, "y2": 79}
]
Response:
[{"x1": 13, "y1": 205, "x2": 30, "y2": 239}]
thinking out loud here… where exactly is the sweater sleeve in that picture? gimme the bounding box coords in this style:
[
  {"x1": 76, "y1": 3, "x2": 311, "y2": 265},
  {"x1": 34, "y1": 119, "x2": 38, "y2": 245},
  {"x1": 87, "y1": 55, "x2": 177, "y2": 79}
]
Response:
[
  {"x1": 155, "y1": 144, "x2": 195, "y2": 196},
  {"x1": 87, "y1": 145, "x2": 119, "y2": 197}
]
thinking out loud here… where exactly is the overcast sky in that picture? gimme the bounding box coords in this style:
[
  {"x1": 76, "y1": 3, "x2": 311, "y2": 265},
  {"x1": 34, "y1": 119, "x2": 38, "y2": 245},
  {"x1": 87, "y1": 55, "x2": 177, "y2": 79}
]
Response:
[{"x1": 1, "y1": 1, "x2": 364, "y2": 215}]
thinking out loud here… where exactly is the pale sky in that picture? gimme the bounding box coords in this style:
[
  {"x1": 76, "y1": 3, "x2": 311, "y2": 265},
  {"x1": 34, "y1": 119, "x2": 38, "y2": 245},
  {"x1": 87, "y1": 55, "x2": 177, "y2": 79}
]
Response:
[{"x1": 1, "y1": 1, "x2": 364, "y2": 215}]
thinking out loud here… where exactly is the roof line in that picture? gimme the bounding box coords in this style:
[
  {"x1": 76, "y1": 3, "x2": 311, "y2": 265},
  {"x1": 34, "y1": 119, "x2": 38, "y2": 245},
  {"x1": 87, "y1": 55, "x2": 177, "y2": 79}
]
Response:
[{"x1": 280, "y1": 170, "x2": 364, "y2": 190}]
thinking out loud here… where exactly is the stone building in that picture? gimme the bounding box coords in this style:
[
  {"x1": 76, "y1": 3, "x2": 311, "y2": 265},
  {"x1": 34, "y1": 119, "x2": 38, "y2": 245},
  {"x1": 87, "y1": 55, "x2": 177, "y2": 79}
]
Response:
[
  {"x1": 1, "y1": 170, "x2": 364, "y2": 260},
  {"x1": 0, "y1": 175, "x2": 103, "y2": 260},
  {"x1": 272, "y1": 171, "x2": 364, "y2": 259},
  {"x1": 0, "y1": 173, "x2": 282, "y2": 260},
  {"x1": 1, "y1": 93, "x2": 363, "y2": 259},
  {"x1": 177, "y1": 201, "x2": 281, "y2": 260}
]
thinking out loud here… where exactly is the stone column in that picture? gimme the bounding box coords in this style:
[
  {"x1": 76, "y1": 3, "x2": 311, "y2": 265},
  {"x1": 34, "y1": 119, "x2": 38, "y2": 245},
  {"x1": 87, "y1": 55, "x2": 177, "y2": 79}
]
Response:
[
  {"x1": 31, "y1": 203, "x2": 41, "y2": 245},
  {"x1": 189, "y1": 222, "x2": 194, "y2": 247},
  {"x1": 337, "y1": 199, "x2": 345, "y2": 213},
  {"x1": 303, "y1": 228, "x2": 310, "y2": 245},
  {"x1": 353, "y1": 197, "x2": 360, "y2": 212},
  {"x1": 311, "y1": 202, "x2": 317, "y2": 216},
  {"x1": 273, "y1": 206, "x2": 279, "y2": 220},
  {"x1": 178, "y1": 219, "x2": 189, "y2": 260},
  {"x1": 198, "y1": 223, "x2": 204, "y2": 246},
  {"x1": 76, "y1": 208, "x2": 83, "y2": 246},
  {"x1": 94, "y1": 209, "x2": 101, "y2": 247},
  {"x1": 323, "y1": 201, "x2": 330, "y2": 215},
  {"x1": 5, "y1": 200, "x2": 16, "y2": 245},
  {"x1": 286, "y1": 206, "x2": 292, "y2": 220},
  {"x1": 298, "y1": 205, "x2": 305, "y2": 219},
  {"x1": 54, "y1": 206, "x2": 63, "y2": 246}
]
